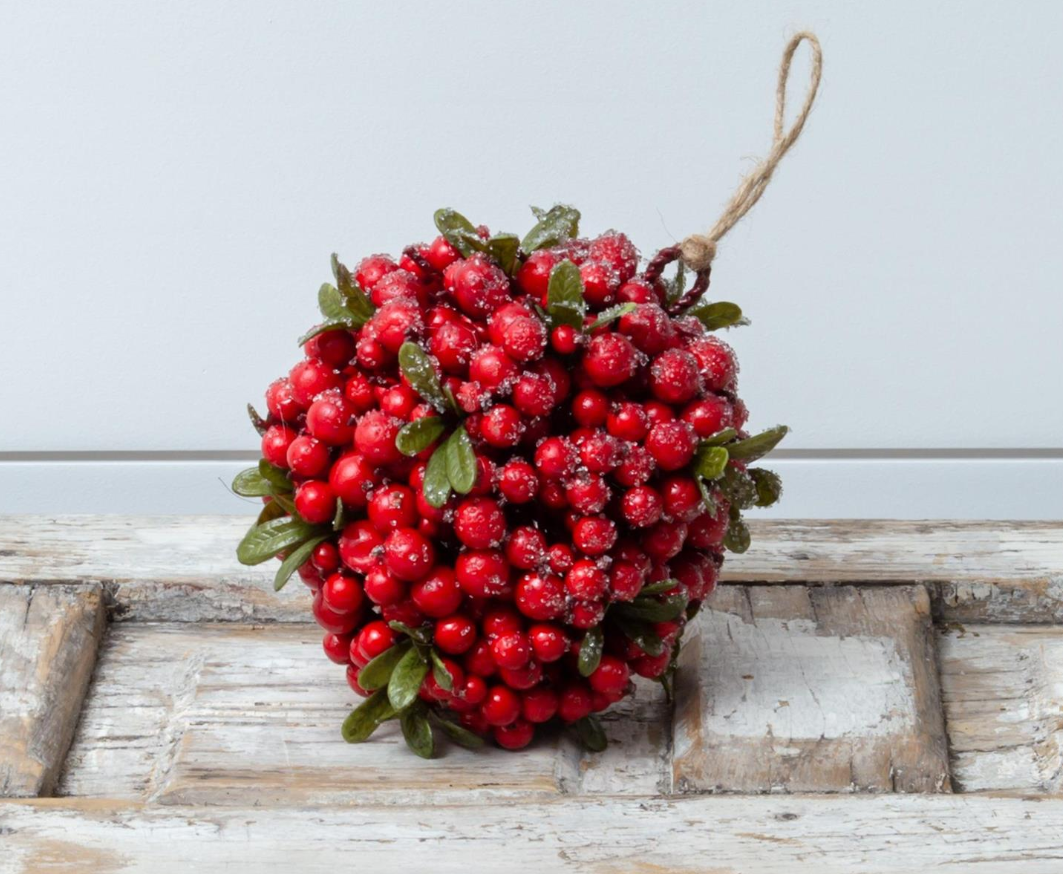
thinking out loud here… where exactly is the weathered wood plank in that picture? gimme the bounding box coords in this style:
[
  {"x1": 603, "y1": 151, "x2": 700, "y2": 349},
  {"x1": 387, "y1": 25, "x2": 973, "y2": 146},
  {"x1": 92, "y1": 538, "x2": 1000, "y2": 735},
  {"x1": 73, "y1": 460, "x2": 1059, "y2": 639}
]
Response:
[
  {"x1": 673, "y1": 585, "x2": 950, "y2": 793},
  {"x1": 57, "y1": 623, "x2": 579, "y2": 804},
  {"x1": 3, "y1": 516, "x2": 1059, "y2": 622},
  {"x1": 3, "y1": 796, "x2": 1063, "y2": 873},
  {"x1": 0, "y1": 585, "x2": 107, "y2": 797},
  {"x1": 939, "y1": 624, "x2": 1063, "y2": 793}
]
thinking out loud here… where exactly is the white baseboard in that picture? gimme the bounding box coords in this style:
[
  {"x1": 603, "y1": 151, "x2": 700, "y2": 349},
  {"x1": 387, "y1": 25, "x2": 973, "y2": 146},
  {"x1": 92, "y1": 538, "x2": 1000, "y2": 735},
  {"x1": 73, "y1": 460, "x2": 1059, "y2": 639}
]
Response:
[{"x1": 0, "y1": 456, "x2": 1059, "y2": 519}]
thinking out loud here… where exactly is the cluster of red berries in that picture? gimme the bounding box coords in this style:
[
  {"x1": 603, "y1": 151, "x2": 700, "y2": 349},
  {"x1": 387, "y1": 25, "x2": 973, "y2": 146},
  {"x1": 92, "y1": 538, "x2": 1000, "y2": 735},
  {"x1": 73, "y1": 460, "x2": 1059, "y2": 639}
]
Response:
[{"x1": 235, "y1": 206, "x2": 784, "y2": 756}]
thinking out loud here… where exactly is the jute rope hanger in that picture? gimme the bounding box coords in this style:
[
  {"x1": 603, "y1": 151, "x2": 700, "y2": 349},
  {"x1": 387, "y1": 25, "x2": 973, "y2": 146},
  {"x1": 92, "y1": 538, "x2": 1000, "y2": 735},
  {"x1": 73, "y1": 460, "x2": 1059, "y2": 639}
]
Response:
[{"x1": 680, "y1": 31, "x2": 823, "y2": 272}]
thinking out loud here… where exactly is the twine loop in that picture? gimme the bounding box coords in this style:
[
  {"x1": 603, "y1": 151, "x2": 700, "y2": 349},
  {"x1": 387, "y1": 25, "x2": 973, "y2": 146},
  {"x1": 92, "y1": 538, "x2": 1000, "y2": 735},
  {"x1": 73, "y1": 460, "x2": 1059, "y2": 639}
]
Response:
[{"x1": 681, "y1": 31, "x2": 822, "y2": 271}]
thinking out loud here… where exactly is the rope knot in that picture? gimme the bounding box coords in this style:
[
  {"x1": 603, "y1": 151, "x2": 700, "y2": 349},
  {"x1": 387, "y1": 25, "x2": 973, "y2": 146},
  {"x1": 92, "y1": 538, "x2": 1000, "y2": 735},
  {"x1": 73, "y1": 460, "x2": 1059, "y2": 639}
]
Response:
[
  {"x1": 679, "y1": 236, "x2": 717, "y2": 272},
  {"x1": 680, "y1": 31, "x2": 822, "y2": 271}
]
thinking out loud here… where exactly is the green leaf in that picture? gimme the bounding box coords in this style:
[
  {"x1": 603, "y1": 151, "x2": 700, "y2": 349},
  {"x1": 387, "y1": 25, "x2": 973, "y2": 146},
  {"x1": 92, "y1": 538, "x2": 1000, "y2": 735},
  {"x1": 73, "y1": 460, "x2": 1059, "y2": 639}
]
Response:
[
  {"x1": 611, "y1": 614, "x2": 665, "y2": 657},
  {"x1": 422, "y1": 443, "x2": 452, "y2": 508},
  {"x1": 317, "y1": 283, "x2": 348, "y2": 321},
  {"x1": 686, "y1": 299, "x2": 748, "y2": 331},
  {"x1": 575, "y1": 714, "x2": 608, "y2": 753},
  {"x1": 270, "y1": 492, "x2": 297, "y2": 515},
  {"x1": 577, "y1": 625, "x2": 604, "y2": 677},
  {"x1": 341, "y1": 688, "x2": 398, "y2": 743},
  {"x1": 434, "y1": 208, "x2": 487, "y2": 257},
  {"x1": 587, "y1": 302, "x2": 636, "y2": 332},
  {"x1": 341, "y1": 286, "x2": 375, "y2": 325},
  {"x1": 693, "y1": 445, "x2": 729, "y2": 480},
  {"x1": 358, "y1": 640, "x2": 413, "y2": 691},
  {"x1": 546, "y1": 260, "x2": 586, "y2": 330},
  {"x1": 521, "y1": 204, "x2": 580, "y2": 252},
  {"x1": 702, "y1": 427, "x2": 737, "y2": 446},
  {"x1": 299, "y1": 282, "x2": 374, "y2": 348},
  {"x1": 639, "y1": 579, "x2": 680, "y2": 596},
  {"x1": 232, "y1": 467, "x2": 272, "y2": 497},
  {"x1": 400, "y1": 707, "x2": 435, "y2": 758},
  {"x1": 696, "y1": 477, "x2": 719, "y2": 516},
  {"x1": 395, "y1": 416, "x2": 446, "y2": 457},
  {"x1": 727, "y1": 425, "x2": 790, "y2": 461},
  {"x1": 724, "y1": 516, "x2": 751, "y2": 554},
  {"x1": 388, "y1": 644, "x2": 429, "y2": 711},
  {"x1": 428, "y1": 711, "x2": 485, "y2": 749},
  {"x1": 750, "y1": 468, "x2": 783, "y2": 507},
  {"x1": 487, "y1": 233, "x2": 521, "y2": 275},
  {"x1": 255, "y1": 497, "x2": 288, "y2": 526},
  {"x1": 719, "y1": 464, "x2": 758, "y2": 510},
  {"x1": 664, "y1": 260, "x2": 687, "y2": 307},
  {"x1": 444, "y1": 428, "x2": 478, "y2": 495},
  {"x1": 274, "y1": 534, "x2": 330, "y2": 591},
  {"x1": 398, "y1": 342, "x2": 448, "y2": 410},
  {"x1": 247, "y1": 404, "x2": 268, "y2": 436},
  {"x1": 236, "y1": 516, "x2": 322, "y2": 565},
  {"x1": 331, "y1": 252, "x2": 345, "y2": 285},
  {"x1": 430, "y1": 650, "x2": 455, "y2": 692},
  {"x1": 332, "y1": 497, "x2": 346, "y2": 531},
  {"x1": 258, "y1": 459, "x2": 293, "y2": 492},
  {"x1": 617, "y1": 593, "x2": 688, "y2": 623},
  {"x1": 388, "y1": 621, "x2": 433, "y2": 645}
]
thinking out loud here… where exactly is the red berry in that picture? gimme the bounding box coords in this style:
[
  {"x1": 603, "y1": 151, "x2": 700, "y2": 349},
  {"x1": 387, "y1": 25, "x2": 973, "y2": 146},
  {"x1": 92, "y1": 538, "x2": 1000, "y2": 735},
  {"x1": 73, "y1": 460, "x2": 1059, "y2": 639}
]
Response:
[
  {"x1": 314, "y1": 329, "x2": 356, "y2": 368},
  {"x1": 425, "y1": 236, "x2": 460, "y2": 270},
  {"x1": 534, "y1": 437, "x2": 577, "y2": 479},
  {"x1": 261, "y1": 424, "x2": 297, "y2": 469},
  {"x1": 286, "y1": 434, "x2": 330, "y2": 478},
  {"x1": 312, "y1": 590, "x2": 360, "y2": 634},
  {"x1": 384, "y1": 527, "x2": 436, "y2": 581},
  {"x1": 505, "y1": 525, "x2": 548, "y2": 570},
  {"x1": 289, "y1": 359, "x2": 343, "y2": 407},
  {"x1": 464, "y1": 640, "x2": 498, "y2": 678},
  {"x1": 550, "y1": 324, "x2": 580, "y2": 355},
  {"x1": 515, "y1": 572, "x2": 565, "y2": 620},
  {"x1": 620, "y1": 485, "x2": 664, "y2": 528},
  {"x1": 491, "y1": 632, "x2": 531, "y2": 670},
  {"x1": 355, "y1": 254, "x2": 397, "y2": 291},
  {"x1": 498, "y1": 459, "x2": 539, "y2": 503},
  {"x1": 645, "y1": 421, "x2": 697, "y2": 471},
  {"x1": 580, "y1": 261, "x2": 617, "y2": 308},
  {"x1": 521, "y1": 687, "x2": 558, "y2": 723},
  {"x1": 311, "y1": 541, "x2": 340, "y2": 573},
  {"x1": 688, "y1": 336, "x2": 737, "y2": 391},
  {"x1": 354, "y1": 411, "x2": 402, "y2": 466},
  {"x1": 482, "y1": 605, "x2": 523, "y2": 639},
  {"x1": 454, "y1": 497, "x2": 506, "y2": 549},
  {"x1": 355, "y1": 620, "x2": 397, "y2": 662},
  {"x1": 434, "y1": 614, "x2": 477, "y2": 655},
  {"x1": 368, "y1": 483, "x2": 418, "y2": 533},
  {"x1": 294, "y1": 480, "x2": 335, "y2": 524},
  {"x1": 499, "y1": 661, "x2": 542, "y2": 690},
  {"x1": 455, "y1": 549, "x2": 511, "y2": 598},
  {"x1": 266, "y1": 378, "x2": 304, "y2": 421},
  {"x1": 339, "y1": 520, "x2": 384, "y2": 574},
  {"x1": 528, "y1": 623, "x2": 568, "y2": 662},
  {"x1": 606, "y1": 401, "x2": 650, "y2": 441},
  {"x1": 469, "y1": 345, "x2": 518, "y2": 390},
  {"x1": 481, "y1": 686, "x2": 522, "y2": 726},
  {"x1": 619, "y1": 304, "x2": 675, "y2": 355},
  {"x1": 515, "y1": 250, "x2": 557, "y2": 300},
  {"x1": 346, "y1": 665, "x2": 370, "y2": 697},
  {"x1": 582, "y1": 333, "x2": 637, "y2": 388},
  {"x1": 661, "y1": 475, "x2": 703, "y2": 522},
  {"x1": 450, "y1": 256, "x2": 510, "y2": 319},
  {"x1": 682, "y1": 395, "x2": 734, "y2": 438},
  {"x1": 322, "y1": 572, "x2": 364, "y2": 615},
  {"x1": 363, "y1": 563, "x2": 406, "y2": 606},
  {"x1": 610, "y1": 560, "x2": 644, "y2": 601},
  {"x1": 480, "y1": 404, "x2": 524, "y2": 448},
  {"x1": 573, "y1": 516, "x2": 617, "y2": 556},
  {"x1": 642, "y1": 520, "x2": 689, "y2": 562},
  {"x1": 650, "y1": 349, "x2": 701, "y2": 405},
  {"x1": 572, "y1": 389, "x2": 609, "y2": 427},
  {"x1": 588, "y1": 654, "x2": 630, "y2": 695},
  {"x1": 502, "y1": 316, "x2": 547, "y2": 363},
  {"x1": 565, "y1": 560, "x2": 608, "y2": 600},
  {"x1": 494, "y1": 718, "x2": 535, "y2": 750},
  {"x1": 410, "y1": 567, "x2": 462, "y2": 618},
  {"x1": 329, "y1": 452, "x2": 379, "y2": 509},
  {"x1": 557, "y1": 683, "x2": 594, "y2": 723},
  {"x1": 322, "y1": 631, "x2": 353, "y2": 664}
]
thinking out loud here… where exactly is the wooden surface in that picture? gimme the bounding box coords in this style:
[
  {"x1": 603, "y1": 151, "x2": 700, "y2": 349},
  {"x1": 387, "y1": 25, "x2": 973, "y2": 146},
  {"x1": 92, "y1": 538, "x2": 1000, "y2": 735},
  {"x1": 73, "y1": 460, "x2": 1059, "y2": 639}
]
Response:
[
  {"x1": 1, "y1": 516, "x2": 1062, "y2": 871},
  {"x1": 0, "y1": 585, "x2": 106, "y2": 797},
  {"x1": 673, "y1": 586, "x2": 949, "y2": 793},
  {"x1": 1, "y1": 516, "x2": 1060, "y2": 622}
]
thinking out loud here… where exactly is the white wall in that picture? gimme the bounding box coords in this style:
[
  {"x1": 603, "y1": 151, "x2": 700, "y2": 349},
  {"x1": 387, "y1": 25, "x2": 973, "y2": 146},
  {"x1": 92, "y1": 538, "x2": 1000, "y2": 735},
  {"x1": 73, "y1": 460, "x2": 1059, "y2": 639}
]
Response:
[{"x1": 1, "y1": 1, "x2": 1061, "y2": 517}]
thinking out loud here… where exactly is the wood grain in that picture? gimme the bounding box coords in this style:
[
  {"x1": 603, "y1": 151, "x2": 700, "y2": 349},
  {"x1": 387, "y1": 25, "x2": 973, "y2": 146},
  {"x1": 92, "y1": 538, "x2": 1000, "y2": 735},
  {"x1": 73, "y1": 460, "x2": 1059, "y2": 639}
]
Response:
[
  {"x1": 1, "y1": 516, "x2": 1060, "y2": 622},
  {"x1": 673, "y1": 585, "x2": 950, "y2": 793},
  {"x1": 0, "y1": 585, "x2": 106, "y2": 797},
  {"x1": 4, "y1": 795, "x2": 1063, "y2": 873},
  {"x1": 939, "y1": 624, "x2": 1063, "y2": 793},
  {"x1": 57, "y1": 623, "x2": 579, "y2": 804}
]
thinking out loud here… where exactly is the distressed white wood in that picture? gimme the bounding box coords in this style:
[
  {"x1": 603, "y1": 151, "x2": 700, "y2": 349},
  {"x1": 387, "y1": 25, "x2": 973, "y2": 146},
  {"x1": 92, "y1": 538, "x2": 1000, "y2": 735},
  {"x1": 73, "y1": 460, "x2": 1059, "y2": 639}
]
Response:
[
  {"x1": 673, "y1": 586, "x2": 950, "y2": 793},
  {"x1": 939, "y1": 624, "x2": 1063, "y2": 793},
  {"x1": 4, "y1": 795, "x2": 1063, "y2": 873},
  {"x1": 2, "y1": 516, "x2": 1060, "y2": 622},
  {"x1": 0, "y1": 584, "x2": 106, "y2": 797},
  {"x1": 58, "y1": 623, "x2": 577, "y2": 804}
]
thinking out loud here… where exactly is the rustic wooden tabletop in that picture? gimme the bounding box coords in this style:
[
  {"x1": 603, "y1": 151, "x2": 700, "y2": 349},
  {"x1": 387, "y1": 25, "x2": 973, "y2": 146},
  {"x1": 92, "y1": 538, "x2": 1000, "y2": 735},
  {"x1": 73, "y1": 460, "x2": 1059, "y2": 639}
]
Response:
[{"x1": 1, "y1": 517, "x2": 1062, "y2": 872}]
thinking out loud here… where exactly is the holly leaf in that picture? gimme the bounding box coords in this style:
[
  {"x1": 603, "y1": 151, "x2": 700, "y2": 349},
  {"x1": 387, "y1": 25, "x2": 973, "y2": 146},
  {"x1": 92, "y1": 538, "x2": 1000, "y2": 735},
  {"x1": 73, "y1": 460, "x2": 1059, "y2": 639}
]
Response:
[
  {"x1": 617, "y1": 592, "x2": 689, "y2": 623},
  {"x1": 521, "y1": 204, "x2": 580, "y2": 252},
  {"x1": 430, "y1": 650, "x2": 456, "y2": 692},
  {"x1": 751, "y1": 468, "x2": 783, "y2": 507},
  {"x1": 724, "y1": 516, "x2": 752, "y2": 554},
  {"x1": 587, "y1": 302, "x2": 636, "y2": 332},
  {"x1": 236, "y1": 516, "x2": 323, "y2": 565},
  {"x1": 611, "y1": 614, "x2": 665, "y2": 657},
  {"x1": 575, "y1": 714, "x2": 608, "y2": 753},
  {"x1": 727, "y1": 425, "x2": 790, "y2": 461},
  {"x1": 395, "y1": 416, "x2": 446, "y2": 457},
  {"x1": 422, "y1": 443, "x2": 452, "y2": 508},
  {"x1": 444, "y1": 428, "x2": 478, "y2": 495},
  {"x1": 546, "y1": 260, "x2": 586, "y2": 330},
  {"x1": 341, "y1": 688, "x2": 398, "y2": 743},
  {"x1": 686, "y1": 299, "x2": 748, "y2": 331},
  {"x1": 400, "y1": 707, "x2": 435, "y2": 759},
  {"x1": 258, "y1": 459, "x2": 293, "y2": 492},
  {"x1": 273, "y1": 534, "x2": 330, "y2": 592},
  {"x1": 434, "y1": 208, "x2": 487, "y2": 257},
  {"x1": 317, "y1": 283, "x2": 349, "y2": 321},
  {"x1": 247, "y1": 404, "x2": 268, "y2": 436},
  {"x1": 639, "y1": 579, "x2": 680, "y2": 596},
  {"x1": 358, "y1": 640, "x2": 413, "y2": 691},
  {"x1": 398, "y1": 342, "x2": 450, "y2": 411},
  {"x1": 577, "y1": 625, "x2": 604, "y2": 677},
  {"x1": 232, "y1": 467, "x2": 273, "y2": 498},
  {"x1": 693, "y1": 445, "x2": 729, "y2": 481},
  {"x1": 487, "y1": 233, "x2": 521, "y2": 275},
  {"x1": 387, "y1": 644, "x2": 429, "y2": 711},
  {"x1": 428, "y1": 711, "x2": 485, "y2": 749}
]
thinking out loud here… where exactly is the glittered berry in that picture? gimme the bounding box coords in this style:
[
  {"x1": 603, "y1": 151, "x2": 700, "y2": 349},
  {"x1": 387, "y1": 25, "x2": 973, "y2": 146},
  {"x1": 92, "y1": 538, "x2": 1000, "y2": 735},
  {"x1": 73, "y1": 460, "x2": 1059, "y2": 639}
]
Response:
[
  {"x1": 645, "y1": 421, "x2": 698, "y2": 471},
  {"x1": 410, "y1": 567, "x2": 462, "y2": 618},
  {"x1": 295, "y1": 480, "x2": 337, "y2": 525},
  {"x1": 434, "y1": 614, "x2": 477, "y2": 655},
  {"x1": 384, "y1": 527, "x2": 436, "y2": 581},
  {"x1": 582, "y1": 333, "x2": 637, "y2": 388}
]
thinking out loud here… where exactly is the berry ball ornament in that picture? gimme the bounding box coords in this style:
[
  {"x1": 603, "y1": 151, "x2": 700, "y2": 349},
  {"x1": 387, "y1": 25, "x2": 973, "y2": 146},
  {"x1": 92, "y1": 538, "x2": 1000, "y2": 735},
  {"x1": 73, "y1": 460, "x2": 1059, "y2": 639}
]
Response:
[{"x1": 233, "y1": 32, "x2": 821, "y2": 757}]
